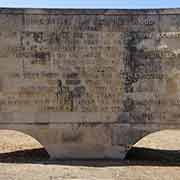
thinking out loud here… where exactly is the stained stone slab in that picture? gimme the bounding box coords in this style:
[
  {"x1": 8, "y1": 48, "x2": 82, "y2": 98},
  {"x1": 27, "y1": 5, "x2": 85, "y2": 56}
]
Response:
[{"x1": 0, "y1": 8, "x2": 180, "y2": 159}]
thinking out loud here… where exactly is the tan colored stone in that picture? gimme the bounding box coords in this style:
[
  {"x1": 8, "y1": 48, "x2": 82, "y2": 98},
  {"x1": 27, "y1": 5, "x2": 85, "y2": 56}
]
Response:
[{"x1": 0, "y1": 8, "x2": 179, "y2": 159}]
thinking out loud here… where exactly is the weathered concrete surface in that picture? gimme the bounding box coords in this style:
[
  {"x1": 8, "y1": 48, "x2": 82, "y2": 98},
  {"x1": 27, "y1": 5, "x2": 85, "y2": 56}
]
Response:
[{"x1": 0, "y1": 8, "x2": 180, "y2": 159}]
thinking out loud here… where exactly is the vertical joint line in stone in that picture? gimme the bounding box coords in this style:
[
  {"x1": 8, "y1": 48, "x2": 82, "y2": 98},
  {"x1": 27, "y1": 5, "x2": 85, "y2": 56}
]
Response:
[{"x1": 21, "y1": 13, "x2": 25, "y2": 78}]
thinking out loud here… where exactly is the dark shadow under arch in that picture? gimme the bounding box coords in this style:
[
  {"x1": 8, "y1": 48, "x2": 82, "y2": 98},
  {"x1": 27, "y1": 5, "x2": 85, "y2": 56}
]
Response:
[
  {"x1": 126, "y1": 147, "x2": 180, "y2": 163},
  {"x1": 126, "y1": 129, "x2": 180, "y2": 163},
  {"x1": 0, "y1": 148, "x2": 180, "y2": 166},
  {"x1": 0, "y1": 129, "x2": 49, "y2": 163}
]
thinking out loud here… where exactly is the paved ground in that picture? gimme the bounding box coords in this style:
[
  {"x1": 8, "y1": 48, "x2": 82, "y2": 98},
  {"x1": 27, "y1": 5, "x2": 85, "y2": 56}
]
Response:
[{"x1": 0, "y1": 130, "x2": 180, "y2": 180}]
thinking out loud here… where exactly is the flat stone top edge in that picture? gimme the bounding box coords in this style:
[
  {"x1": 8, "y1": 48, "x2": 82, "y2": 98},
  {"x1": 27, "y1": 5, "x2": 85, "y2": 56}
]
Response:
[{"x1": 1, "y1": 7, "x2": 180, "y2": 15}]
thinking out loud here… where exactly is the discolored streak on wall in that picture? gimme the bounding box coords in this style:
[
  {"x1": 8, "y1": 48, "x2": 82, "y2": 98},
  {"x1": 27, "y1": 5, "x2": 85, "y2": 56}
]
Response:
[{"x1": 0, "y1": 8, "x2": 180, "y2": 159}]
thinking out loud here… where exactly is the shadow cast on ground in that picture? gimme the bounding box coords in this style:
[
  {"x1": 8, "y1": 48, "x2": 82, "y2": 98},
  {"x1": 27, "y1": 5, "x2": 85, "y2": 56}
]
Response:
[{"x1": 0, "y1": 147, "x2": 180, "y2": 167}]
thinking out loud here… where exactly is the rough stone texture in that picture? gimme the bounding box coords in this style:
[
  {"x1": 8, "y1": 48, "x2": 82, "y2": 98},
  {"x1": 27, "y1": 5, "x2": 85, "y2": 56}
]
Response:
[{"x1": 0, "y1": 8, "x2": 180, "y2": 159}]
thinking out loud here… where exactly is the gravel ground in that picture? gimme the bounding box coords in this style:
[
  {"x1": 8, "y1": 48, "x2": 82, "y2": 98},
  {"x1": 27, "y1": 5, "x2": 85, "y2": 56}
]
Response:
[{"x1": 0, "y1": 130, "x2": 180, "y2": 180}]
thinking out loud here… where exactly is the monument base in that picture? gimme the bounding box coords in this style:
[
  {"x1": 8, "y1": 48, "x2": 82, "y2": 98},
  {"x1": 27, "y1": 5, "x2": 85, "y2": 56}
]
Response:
[
  {"x1": 46, "y1": 144, "x2": 128, "y2": 160},
  {"x1": 0, "y1": 122, "x2": 160, "y2": 160}
]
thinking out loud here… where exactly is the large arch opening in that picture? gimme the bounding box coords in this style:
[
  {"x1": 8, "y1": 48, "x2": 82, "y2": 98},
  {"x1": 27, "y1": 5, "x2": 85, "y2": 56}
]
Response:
[
  {"x1": 0, "y1": 130, "x2": 49, "y2": 163},
  {"x1": 126, "y1": 130, "x2": 180, "y2": 162}
]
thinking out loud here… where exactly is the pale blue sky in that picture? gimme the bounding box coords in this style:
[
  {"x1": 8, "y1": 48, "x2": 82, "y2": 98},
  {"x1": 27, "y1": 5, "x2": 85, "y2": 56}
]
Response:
[{"x1": 0, "y1": 0, "x2": 180, "y2": 9}]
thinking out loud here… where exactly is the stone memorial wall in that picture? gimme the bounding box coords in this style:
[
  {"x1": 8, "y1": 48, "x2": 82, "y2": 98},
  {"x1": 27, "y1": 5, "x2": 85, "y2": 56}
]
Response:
[{"x1": 0, "y1": 8, "x2": 179, "y2": 159}]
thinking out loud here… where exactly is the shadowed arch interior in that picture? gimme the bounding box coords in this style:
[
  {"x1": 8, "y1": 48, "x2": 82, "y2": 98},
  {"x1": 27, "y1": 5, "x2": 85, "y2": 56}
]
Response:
[
  {"x1": 126, "y1": 130, "x2": 180, "y2": 162},
  {"x1": 0, "y1": 129, "x2": 49, "y2": 162}
]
